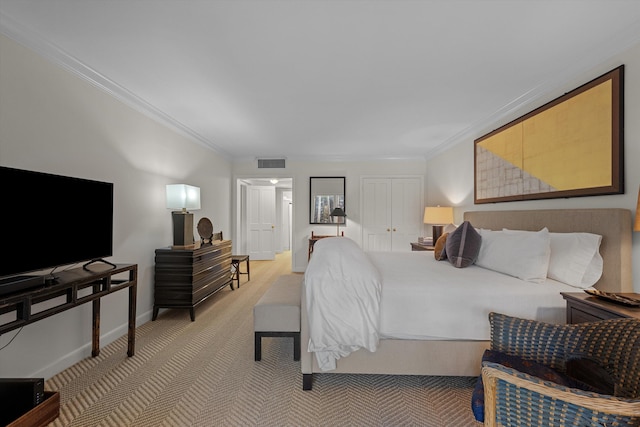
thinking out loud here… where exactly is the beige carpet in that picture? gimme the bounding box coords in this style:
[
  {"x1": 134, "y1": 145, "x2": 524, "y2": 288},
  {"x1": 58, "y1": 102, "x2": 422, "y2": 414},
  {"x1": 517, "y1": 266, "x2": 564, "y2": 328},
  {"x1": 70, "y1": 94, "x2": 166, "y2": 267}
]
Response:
[{"x1": 46, "y1": 252, "x2": 482, "y2": 426}]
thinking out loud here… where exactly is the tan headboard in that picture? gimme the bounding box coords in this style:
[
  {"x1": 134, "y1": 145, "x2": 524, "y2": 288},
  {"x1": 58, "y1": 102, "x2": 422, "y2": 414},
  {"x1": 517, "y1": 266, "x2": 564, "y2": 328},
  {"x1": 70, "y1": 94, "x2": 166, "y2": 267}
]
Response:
[{"x1": 464, "y1": 209, "x2": 632, "y2": 293}]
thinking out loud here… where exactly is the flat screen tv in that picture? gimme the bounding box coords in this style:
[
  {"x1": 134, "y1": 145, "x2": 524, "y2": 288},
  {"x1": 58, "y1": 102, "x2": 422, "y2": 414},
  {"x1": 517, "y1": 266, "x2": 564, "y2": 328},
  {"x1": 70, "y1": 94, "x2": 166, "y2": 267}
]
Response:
[{"x1": 0, "y1": 166, "x2": 114, "y2": 292}]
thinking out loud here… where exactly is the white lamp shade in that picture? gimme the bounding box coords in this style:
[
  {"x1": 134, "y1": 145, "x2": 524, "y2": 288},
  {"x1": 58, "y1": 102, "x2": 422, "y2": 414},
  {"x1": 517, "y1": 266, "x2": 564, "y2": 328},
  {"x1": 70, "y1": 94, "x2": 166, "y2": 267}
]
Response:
[
  {"x1": 166, "y1": 184, "x2": 201, "y2": 210},
  {"x1": 423, "y1": 206, "x2": 454, "y2": 225}
]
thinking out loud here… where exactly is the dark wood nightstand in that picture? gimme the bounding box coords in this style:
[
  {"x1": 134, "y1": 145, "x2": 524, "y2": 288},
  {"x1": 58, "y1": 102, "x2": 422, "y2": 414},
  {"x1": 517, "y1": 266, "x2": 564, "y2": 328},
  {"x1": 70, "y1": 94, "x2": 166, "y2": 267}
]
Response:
[
  {"x1": 561, "y1": 292, "x2": 640, "y2": 324},
  {"x1": 410, "y1": 242, "x2": 435, "y2": 251}
]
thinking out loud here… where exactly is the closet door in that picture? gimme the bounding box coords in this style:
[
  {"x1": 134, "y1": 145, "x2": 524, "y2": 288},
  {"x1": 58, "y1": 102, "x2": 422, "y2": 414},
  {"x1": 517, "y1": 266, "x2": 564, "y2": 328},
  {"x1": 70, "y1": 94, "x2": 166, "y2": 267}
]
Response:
[
  {"x1": 362, "y1": 178, "x2": 392, "y2": 251},
  {"x1": 362, "y1": 177, "x2": 422, "y2": 252},
  {"x1": 390, "y1": 178, "x2": 422, "y2": 252}
]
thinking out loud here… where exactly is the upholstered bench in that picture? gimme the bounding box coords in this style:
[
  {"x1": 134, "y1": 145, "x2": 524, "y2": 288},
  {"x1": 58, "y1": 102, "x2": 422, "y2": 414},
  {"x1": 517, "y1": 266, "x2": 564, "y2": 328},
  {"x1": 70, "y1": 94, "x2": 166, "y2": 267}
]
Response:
[{"x1": 253, "y1": 274, "x2": 302, "y2": 361}]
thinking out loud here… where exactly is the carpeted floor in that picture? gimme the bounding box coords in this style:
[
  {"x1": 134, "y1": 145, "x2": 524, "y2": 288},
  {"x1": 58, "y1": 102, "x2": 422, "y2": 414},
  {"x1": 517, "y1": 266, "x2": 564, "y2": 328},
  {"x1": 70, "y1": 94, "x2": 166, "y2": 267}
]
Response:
[{"x1": 46, "y1": 252, "x2": 483, "y2": 426}]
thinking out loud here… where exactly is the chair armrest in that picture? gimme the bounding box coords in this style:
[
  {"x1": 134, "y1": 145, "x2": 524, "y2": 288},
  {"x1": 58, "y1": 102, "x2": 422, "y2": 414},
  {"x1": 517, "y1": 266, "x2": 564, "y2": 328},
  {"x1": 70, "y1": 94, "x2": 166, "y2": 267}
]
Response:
[{"x1": 482, "y1": 363, "x2": 640, "y2": 427}]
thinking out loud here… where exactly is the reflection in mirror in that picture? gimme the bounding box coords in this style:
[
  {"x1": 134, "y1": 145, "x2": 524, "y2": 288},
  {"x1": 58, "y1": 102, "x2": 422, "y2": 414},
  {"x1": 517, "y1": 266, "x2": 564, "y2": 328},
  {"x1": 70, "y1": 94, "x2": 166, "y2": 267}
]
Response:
[{"x1": 310, "y1": 177, "x2": 345, "y2": 224}]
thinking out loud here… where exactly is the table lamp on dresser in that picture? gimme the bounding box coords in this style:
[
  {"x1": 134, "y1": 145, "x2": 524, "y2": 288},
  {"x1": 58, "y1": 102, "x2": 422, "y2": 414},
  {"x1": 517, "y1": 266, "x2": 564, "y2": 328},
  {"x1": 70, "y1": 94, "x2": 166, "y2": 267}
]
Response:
[{"x1": 166, "y1": 184, "x2": 201, "y2": 247}]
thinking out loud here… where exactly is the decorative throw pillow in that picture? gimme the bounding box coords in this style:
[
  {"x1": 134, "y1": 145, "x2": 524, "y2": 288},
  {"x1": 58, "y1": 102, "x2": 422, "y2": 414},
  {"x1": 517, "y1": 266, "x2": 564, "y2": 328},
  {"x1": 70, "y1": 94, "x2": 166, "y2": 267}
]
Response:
[
  {"x1": 565, "y1": 356, "x2": 616, "y2": 396},
  {"x1": 434, "y1": 233, "x2": 448, "y2": 260},
  {"x1": 476, "y1": 228, "x2": 551, "y2": 283},
  {"x1": 443, "y1": 223, "x2": 457, "y2": 234},
  {"x1": 445, "y1": 221, "x2": 481, "y2": 268}
]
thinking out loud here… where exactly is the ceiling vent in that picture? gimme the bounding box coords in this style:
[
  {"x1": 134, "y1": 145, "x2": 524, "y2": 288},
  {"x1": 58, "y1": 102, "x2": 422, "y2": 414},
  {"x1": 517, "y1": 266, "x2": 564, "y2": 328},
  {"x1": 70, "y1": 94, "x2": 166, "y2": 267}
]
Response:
[{"x1": 257, "y1": 158, "x2": 286, "y2": 169}]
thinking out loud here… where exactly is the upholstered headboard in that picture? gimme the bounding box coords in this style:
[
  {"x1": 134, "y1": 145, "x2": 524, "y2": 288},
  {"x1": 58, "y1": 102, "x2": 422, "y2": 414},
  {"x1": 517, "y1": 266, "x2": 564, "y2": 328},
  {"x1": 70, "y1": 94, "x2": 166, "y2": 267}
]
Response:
[{"x1": 464, "y1": 209, "x2": 632, "y2": 293}]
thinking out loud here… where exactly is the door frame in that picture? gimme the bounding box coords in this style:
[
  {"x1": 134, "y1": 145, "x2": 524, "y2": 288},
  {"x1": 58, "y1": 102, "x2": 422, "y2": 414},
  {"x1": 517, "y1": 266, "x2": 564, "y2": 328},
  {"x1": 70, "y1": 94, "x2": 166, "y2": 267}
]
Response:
[{"x1": 233, "y1": 176, "x2": 294, "y2": 267}]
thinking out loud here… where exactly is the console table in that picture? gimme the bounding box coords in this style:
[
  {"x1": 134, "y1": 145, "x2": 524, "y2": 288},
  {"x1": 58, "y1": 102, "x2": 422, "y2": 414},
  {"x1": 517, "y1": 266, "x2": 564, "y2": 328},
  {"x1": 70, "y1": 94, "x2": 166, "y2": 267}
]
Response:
[{"x1": 0, "y1": 263, "x2": 137, "y2": 358}]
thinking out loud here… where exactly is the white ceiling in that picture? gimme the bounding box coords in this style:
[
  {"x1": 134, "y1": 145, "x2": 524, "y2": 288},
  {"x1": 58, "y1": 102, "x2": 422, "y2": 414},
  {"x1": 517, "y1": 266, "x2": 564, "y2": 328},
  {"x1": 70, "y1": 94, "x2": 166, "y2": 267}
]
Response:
[{"x1": 2, "y1": 1, "x2": 640, "y2": 161}]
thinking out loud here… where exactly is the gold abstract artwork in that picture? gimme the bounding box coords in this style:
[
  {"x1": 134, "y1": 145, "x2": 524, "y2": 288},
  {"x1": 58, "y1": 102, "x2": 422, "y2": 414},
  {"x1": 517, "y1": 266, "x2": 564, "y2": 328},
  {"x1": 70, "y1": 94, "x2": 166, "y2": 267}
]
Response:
[{"x1": 475, "y1": 66, "x2": 623, "y2": 203}]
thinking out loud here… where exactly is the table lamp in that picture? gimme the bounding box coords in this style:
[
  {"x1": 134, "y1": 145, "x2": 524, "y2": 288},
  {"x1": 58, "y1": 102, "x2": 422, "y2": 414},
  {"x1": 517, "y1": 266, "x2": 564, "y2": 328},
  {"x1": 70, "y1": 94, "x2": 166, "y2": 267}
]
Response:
[
  {"x1": 330, "y1": 207, "x2": 346, "y2": 236},
  {"x1": 423, "y1": 206, "x2": 454, "y2": 243},
  {"x1": 166, "y1": 184, "x2": 201, "y2": 247}
]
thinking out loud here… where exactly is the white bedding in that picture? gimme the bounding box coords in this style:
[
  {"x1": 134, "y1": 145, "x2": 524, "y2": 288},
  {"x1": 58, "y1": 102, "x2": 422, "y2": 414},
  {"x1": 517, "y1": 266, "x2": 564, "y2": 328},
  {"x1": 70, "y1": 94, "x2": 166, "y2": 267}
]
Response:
[
  {"x1": 304, "y1": 238, "x2": 583, "y2": 372},
  {"x1": 371, "y1": 251, "x2": 579, "y2": 340},
  {"x1": 304, "y1": 237, "x2": 382, "y2": 371}
]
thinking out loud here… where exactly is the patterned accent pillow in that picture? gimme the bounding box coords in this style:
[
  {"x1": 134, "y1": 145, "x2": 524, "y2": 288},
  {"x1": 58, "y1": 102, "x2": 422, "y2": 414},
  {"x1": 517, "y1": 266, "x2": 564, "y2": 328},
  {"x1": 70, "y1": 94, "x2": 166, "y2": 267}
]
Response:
[
  {"x1": 433, "y1": 233, "x2": 448, "y2": 260},
  {"x1": 445, "y1": 221, "x2": 481, "y2": 268}
]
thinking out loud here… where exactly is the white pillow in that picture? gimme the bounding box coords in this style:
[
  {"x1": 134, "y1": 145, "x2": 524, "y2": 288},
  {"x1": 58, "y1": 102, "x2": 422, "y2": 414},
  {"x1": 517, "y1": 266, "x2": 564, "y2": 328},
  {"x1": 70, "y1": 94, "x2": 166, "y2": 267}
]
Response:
[
  {"x1": 443, "y1": 223, "x2": 458, "y2": 234},
  {"x1": 547, "y1": 232, "x2": 603, "y2": 288},
  {"x1": 476, "y1": 228, "x2": 551, "y2": 283}
]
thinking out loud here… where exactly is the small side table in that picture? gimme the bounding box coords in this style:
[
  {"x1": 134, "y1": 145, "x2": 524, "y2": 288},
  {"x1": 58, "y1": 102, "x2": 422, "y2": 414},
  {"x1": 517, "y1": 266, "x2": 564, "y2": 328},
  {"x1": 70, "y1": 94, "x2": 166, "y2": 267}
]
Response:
[
  {"x1": 231, "y1": 255, "x2": 250, "y2": 288},
  {"x1": 561, "y1": 292, "x2": 640, "y2": 324},
  {"x1": 308, "y1": 231, "x2": 343, "y2": 260},
  {"x1": 410, "y1": 242, "x2": 434, "y2": 251}
]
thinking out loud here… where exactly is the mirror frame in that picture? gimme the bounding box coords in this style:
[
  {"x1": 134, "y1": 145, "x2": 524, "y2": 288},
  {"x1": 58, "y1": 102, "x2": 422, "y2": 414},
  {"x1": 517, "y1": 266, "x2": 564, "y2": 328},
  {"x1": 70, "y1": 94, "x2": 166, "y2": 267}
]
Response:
[{"x1": 309, "y1": 176, "x2": 346, "y2": 225}]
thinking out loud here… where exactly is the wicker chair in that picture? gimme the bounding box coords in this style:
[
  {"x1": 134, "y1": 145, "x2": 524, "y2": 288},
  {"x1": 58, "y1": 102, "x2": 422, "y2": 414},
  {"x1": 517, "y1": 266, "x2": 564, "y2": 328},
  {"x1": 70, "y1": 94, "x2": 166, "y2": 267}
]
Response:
[{"x1": 482, "y1": 312, "x2": 640, "y2": 427}]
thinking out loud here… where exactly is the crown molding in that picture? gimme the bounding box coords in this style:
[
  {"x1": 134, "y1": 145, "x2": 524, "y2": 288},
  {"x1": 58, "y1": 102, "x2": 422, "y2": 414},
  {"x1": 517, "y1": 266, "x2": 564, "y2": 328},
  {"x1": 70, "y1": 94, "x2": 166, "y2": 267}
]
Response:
[
  {"x1": 425, "y1": 23, "x2": 640, "y2": 162},
  {"x1": 0, "y1": 11, "x2": 230, "y2": 159}
]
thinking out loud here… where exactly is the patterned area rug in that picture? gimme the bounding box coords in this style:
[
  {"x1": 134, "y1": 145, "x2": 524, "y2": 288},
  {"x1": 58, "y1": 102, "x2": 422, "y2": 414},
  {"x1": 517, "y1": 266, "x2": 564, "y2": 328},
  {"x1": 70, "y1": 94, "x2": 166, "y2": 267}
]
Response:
[{"x1": 46, "y1": 253, "x2": 482, "y2": 426}]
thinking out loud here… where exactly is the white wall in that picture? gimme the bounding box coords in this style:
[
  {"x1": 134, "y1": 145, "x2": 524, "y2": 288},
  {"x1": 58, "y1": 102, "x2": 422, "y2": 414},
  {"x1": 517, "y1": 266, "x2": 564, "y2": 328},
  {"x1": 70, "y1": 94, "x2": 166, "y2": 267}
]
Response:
[
  {"x1": 233, "y1": 158, "x2": 427, "y2": 272},
  {"x1": 425, "y1": 41, "x2": 640, "y2": 292},
  {"x1": 4, "y1": 27, "x2": 637, "y2": 381},
  {"x1": 0, "y1": 34, "x2": 232, "y2": 378}
]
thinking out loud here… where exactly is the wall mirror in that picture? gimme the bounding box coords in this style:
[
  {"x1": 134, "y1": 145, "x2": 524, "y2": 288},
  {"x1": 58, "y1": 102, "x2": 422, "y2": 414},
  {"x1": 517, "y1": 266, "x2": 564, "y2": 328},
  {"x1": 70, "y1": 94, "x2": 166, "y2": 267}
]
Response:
[{"x1": 309, "y1": 177, "x2": 345, "y2": 224}]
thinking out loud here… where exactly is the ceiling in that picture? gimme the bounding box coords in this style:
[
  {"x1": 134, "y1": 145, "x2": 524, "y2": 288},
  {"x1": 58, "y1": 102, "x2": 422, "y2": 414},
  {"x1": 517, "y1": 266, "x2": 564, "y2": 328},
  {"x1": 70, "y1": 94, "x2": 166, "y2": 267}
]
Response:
[{"x1": 2, "y1": 1, "x2": 640, "y2": 161}]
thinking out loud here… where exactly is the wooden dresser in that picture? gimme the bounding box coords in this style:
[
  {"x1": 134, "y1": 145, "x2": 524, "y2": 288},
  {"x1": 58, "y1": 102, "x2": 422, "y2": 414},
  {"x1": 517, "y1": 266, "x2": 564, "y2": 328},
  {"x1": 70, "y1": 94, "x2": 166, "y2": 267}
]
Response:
[{"x1": 153, "y1": 240, "x2": 233, "y2": 321}]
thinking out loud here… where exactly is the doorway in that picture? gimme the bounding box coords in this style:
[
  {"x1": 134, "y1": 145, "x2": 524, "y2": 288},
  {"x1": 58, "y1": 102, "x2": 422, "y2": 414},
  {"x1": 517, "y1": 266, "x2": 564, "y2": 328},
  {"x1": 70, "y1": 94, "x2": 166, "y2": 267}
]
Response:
[{"x1": 235, "y1": 177, "x2": 293, "y2": 264}]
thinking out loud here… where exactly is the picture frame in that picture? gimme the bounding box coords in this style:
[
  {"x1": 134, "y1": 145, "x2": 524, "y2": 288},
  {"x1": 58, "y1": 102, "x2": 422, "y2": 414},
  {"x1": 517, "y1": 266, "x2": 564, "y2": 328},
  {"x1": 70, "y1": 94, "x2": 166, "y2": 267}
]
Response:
[
  {"x1": 474, "y1": 65, "x2": 624, "y2": 204},
  {"x1": 309, "y1": 177, "x2": 346, "y2": 224}
]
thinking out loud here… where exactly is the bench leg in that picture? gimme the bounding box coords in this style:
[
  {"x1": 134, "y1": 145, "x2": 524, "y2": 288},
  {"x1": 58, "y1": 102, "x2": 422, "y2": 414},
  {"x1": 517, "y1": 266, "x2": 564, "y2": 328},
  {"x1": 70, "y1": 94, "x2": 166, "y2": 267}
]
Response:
[
  {"x1": 293, "y1": 332, "x2": 300, "y2": 361},
  {"x1": 255, "y1": 332, "x2": 262, "y2": 361},
  {"x1": 254, "y1": 332, "x2": 300, "y2": 361},
  {"x1": 303, "y1": 374, "x2": 313, "y2": 391}
]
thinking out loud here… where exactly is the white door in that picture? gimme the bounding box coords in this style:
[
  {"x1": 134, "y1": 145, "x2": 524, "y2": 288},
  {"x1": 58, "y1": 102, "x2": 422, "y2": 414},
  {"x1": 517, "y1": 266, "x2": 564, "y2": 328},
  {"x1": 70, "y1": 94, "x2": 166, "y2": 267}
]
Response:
[
  {"x1": 248, "y1": 185, "x2": 276, "y2": 260},
  {"x1": 362, "y1": 178, "x2": 392, "y2": 251},
  {"x1": 390, "y1": 178, "x2": 422, "y2": 252},
  {"x1": 362, "y1": 177, "x2": 422, "y2": 252}
]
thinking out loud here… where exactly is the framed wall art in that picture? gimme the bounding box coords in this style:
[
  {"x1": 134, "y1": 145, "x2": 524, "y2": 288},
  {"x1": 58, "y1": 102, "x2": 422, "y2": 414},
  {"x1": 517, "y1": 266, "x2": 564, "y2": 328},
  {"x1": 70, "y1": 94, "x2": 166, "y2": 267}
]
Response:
[
  {"x1": 474, "y1": 65, "x2": 624, "y2": 204},
  {"x1": 309, "y1": 176, "x2": 346, "y2": 224}
]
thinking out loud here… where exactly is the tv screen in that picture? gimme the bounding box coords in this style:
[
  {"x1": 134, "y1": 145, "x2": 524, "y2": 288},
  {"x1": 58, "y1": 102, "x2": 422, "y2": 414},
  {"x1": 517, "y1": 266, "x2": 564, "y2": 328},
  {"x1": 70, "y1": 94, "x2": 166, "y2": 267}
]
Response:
[{"x1": 0, "y1": 166, "x2": 114, "y2": 279}]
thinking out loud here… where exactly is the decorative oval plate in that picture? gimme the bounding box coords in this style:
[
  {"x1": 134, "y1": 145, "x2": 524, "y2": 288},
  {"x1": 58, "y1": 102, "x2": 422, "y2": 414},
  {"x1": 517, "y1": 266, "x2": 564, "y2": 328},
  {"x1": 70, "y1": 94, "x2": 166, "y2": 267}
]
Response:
[{"x1": 197, "y1": 217, "x2": 213, "y2": 240}]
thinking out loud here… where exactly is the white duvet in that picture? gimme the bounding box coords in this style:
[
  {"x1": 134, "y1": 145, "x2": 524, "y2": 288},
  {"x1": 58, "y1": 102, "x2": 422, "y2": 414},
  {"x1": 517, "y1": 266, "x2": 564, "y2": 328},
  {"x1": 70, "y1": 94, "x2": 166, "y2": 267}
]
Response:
[
  {"x1": 370, "y1": 251, "x2": 578, "y2": 340},
  {"x1": 304, "y1": 237, "x2": 382, "y2": 371},
  {"x1": 305, "y1": 238, "x2": 581, "y2": 372}
]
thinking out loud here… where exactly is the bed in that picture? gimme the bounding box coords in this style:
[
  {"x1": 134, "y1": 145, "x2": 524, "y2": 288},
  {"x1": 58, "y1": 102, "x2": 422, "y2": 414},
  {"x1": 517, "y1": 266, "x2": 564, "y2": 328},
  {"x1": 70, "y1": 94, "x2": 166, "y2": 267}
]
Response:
[{"x1": 301, "y1": 209, "x2": 632, "y2": 390}]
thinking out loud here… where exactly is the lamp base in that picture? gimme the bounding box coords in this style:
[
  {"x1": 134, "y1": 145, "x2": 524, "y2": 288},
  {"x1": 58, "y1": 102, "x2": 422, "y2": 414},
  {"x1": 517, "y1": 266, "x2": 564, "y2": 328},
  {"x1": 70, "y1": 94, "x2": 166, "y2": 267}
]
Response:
[
  {"x1": 172, "y1": 211, "x2": 195, "y2": 247},
  {"x1": 432, "y1": 225, "x2": 444, "y2": 243}
]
